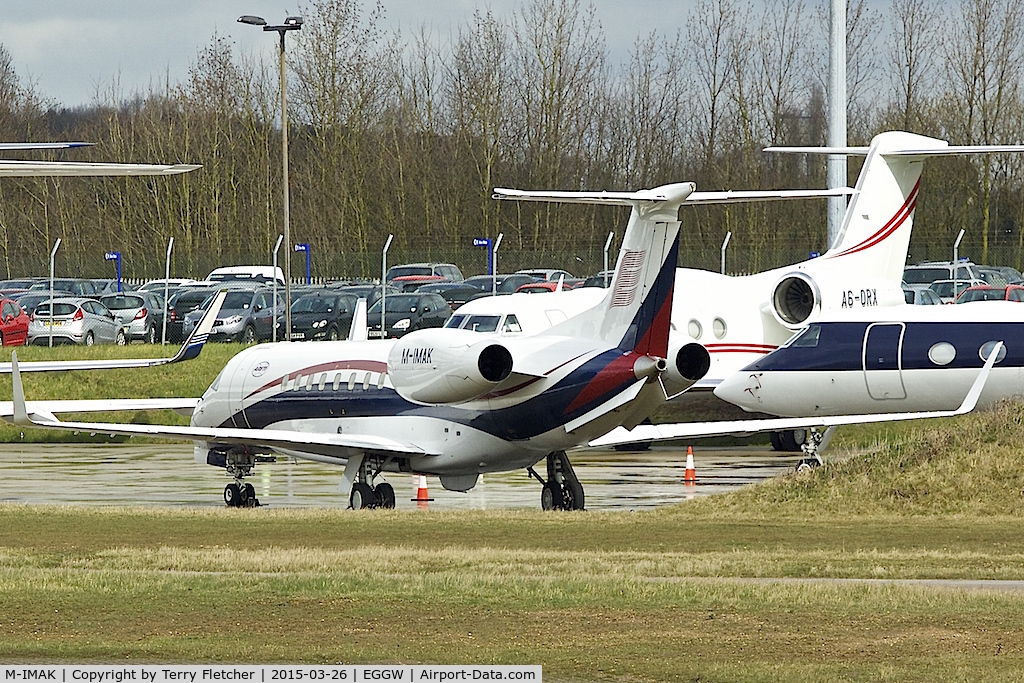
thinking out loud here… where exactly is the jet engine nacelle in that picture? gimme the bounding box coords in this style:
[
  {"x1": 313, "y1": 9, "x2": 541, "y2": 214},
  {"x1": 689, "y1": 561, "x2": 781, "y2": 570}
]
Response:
[
  {"x1": 387, "y1": 330, "x2": 513, "y2": 405},
  {"x1": 770, "y1": 270, "x2": 905, "y2": 330},
  {"x1": 662, "y1": 342, "x2": 711, "y2": 397}
]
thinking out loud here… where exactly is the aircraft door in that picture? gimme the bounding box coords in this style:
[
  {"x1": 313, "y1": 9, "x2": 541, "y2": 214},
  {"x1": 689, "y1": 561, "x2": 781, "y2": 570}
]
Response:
[{"x1": 862, "y1": 322, "x2": 906, "y2": 400}]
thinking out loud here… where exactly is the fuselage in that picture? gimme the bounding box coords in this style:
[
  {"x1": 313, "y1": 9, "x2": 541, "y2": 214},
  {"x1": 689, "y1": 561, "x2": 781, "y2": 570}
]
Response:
[{"x1": 714, "y1": 301, "x2": 1024, "y2": 416}]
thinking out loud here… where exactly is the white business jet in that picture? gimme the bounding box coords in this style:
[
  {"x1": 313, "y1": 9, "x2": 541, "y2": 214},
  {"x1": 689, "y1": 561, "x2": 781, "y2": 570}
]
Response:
[{"x1": 668, "y1": 130, "x2": 1024, "y2": 449}]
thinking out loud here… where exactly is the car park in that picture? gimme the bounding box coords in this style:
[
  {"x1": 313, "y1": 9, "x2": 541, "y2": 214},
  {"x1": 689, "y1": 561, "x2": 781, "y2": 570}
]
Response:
[
  {"x1": 28, "y1": 297, "x2": 124, "y2": 346},
  {"x1": 955, "y1": 284, "x2": 1024, "y2": 302},
  {"x1": 330, "y1": 283, "x2": 397, "y2": 308},
  {"x1": 516, "y1": 281, "x2": 574, "y2": 293},
  {"x1": 100, "y1": 291, "x2": 165, "y2": 343},
  {"x1": 902, "y1": 261, "x2": 983, "y2": 286},
  {"x1": 0, "y1": 297, "x2": 29, "y2": 346},
  {"x1": 181, "y1": 285, "x2": 276, "y2": 343},
  {"x1": 515, "y1": 268, "x2": 574, "y2": 282},
  {"x1": 390, "y1": 274, "x2": 448, "y2": 292},
  {"x1": 207, "y1": 265, "x2": 285, "y2": 286},
  {"x1": 415, "y1": 282, "x2": 480, "y2": 310},
  {"x1": 366, "y1": 292, "x2": 451, "y2": 338},
  {"x1": 287, "y1": 290, "x2": 359, "y2": 341},
  {"x1": 581, "y1": 270, "x2": 615, "y2": 288}
]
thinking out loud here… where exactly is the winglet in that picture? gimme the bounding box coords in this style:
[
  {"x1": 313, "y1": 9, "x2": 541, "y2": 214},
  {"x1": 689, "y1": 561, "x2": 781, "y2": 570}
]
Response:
[
  {"x1": 169, "y1": 290, "x2": 226, "y2": 363},
  {"x1": 11, "y1": 350, "x2": 27, "y2": 426},
  {"x1": 954, "y1": 341, "x2": 1001, "y2": 415},
  {"x1": 348, "y1": 297, "x2": 368, "y2": 341}
]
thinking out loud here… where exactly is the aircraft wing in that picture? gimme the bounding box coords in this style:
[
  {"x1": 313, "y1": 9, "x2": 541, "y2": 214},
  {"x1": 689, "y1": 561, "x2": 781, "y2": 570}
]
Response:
[
  {"x1": 0, "y1": 161, "x2": 200, "y2": 176},
  {"x1": 684, "y1": 188, "x2": 856, "y2": 204},
  {"x1": 0, "y1": 142, "x2": 93, "y2": 151},
  {"x1": 765, "y1": 144, "x2": 1024, "y2": 156},
  {"x1": 6, "y1": 353, "x2": 430, "y2": 460},
  {"x1": 590, "y1": 341, "x2": 998, "y2": 447},
  {"x1": 0, "y1": 398, "x2": 199, "y2": 418},
  {"x1": 493, "y1": 184, "x2": 694, "y2": 206},
  {"x1": 1, "y1": 290, "x2": 226, "y2": 372}
]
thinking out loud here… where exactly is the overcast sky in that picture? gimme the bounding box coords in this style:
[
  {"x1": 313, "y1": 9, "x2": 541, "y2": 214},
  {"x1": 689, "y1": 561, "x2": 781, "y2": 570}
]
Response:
[{"x1": 0, "y1": 0, "x2": 690, "y2": 108}]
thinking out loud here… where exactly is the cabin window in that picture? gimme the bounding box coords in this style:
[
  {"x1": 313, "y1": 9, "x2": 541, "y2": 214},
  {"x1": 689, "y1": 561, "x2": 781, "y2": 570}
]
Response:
[
  {"x1": 363, "y1": 372, "x2": 372, "y2": 390},
  {"x1": 713, "y1": 317, "x2": 727, "y2": 339},
  {"x1": 280, "y1": 375, "x2": 288, "y2": 391},
  {"x1": 293, "y1": 374, "x2": 304, "y2": 390},
  {"x1": 377, "y1": 372, "x2": 387, "y2": 389},
  {"x1": 687, "y1": 319, "x2": 702, "y2": 340},
  {"x1": 928, "y1": 342, "x2": 956, "y2": 366},
  {"x1": 979, "y1": 341, "x2": 1007, "y2": 363},
  {"x1": 318, "y1": 374, "x2": 327, "y2": 391},
  {"x1": 467, "y1": 315, "x2": 500, "y2": 332},
  {"x1": 305, "y1": 374, "x2": 314, "y2": 391},
  {"x1": 348, "y1": 372, "x2": 357, "y2": 391},
  {"x1": 333, "y1": 373, "x2": 341, "y2": 391}
]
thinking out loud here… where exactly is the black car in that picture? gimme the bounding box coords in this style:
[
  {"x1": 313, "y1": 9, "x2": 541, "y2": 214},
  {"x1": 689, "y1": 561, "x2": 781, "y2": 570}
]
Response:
[
  {"x1": 166, "y1": 286, "x2": 217, "y2": 342},
  {"x1": 463, "y1": 274, "x2": 539, "y2": 298},
  {"x1": 367, "y1": 292, "x2": 451, "y2": 339},
  {"x1": 288, "y1": 291, "x2": 359, "y2": 341},
  {"x1": 416, "y1": 282, "x2": 480, "y2": 311}
]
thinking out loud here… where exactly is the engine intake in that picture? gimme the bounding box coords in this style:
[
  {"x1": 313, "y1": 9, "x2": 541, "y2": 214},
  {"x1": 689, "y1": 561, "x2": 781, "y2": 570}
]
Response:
[
  {"x1": 772, "y1": 273, "x2": 820, "y2": 328},
  {"x1": 662, "y1": 342, "x2": 710, "y2": 396}
]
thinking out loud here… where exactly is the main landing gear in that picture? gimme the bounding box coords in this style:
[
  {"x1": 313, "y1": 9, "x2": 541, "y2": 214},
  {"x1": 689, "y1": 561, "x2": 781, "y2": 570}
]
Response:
[
  {"x1": 528, "y1": 451, "x2": 585, "y2": 511},
  {"x1": 222, "y1": 448, "x2": 262, "y2": 508},
  {"x1": 348, "y1": 457, "x2": 396, "y2": 510}
]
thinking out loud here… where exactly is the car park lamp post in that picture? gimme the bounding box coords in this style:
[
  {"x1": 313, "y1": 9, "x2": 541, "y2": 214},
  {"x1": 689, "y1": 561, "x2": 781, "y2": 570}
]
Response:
[
  {"x1": 48, "y1": 237, "x2": 60, "y2": 348},
  {"x1": 491, "y1": 232, "x2": 503, "y2": 296},
  {"x1": 272, "y1": 233, "x2": 283, "y2": 342},
  {"x1": 238, "y1": 13, "x2": 303, "y2": 339},
  {"x1": 104, "y1": 251, "x2": 122, "y2": 293},
  {"x1": 295, "y1": 243, "x2": 311, "y2": 284},
  {"x1": 162, "y1": 237, "x2": 173, "y2": 345},
  {"x1": 381, "y1": 234, "x2": 393, "y2": 338},
  {"x1": 603, "y1": 231, "x2": 614, "y2": 287},
  {"x1": 720, "y1": 231, "x2": 732, "y2": 275},
  {"x1": 953, "y1": 228, "x2": 965, "y2": 300}
]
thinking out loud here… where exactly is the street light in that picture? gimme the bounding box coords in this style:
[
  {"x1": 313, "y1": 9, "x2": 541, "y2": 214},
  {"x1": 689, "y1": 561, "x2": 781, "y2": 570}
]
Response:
[{"x1": 238, "y1": 13, "x2": 303, "y2": 339}]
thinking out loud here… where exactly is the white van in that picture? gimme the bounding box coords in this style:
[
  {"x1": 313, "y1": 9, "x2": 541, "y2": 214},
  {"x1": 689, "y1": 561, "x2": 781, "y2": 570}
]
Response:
[{"x1": 207, "y1": 266, "x2": 285, "y2": 286}]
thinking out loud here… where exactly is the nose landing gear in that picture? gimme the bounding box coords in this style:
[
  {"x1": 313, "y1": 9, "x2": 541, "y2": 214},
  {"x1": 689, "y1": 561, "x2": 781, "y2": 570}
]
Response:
[
  {"x1": 528, "y1": 451, "x2": 585, "y2": 511},
  {"x1": 222, "y1": 448, "x2": 261, "y2": 507}
]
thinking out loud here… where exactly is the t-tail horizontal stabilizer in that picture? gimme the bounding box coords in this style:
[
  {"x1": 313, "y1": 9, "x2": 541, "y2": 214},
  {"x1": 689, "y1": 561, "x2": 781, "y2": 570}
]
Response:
[
  {"x1": 589, "y1": 341, "x2": 1000, "y2": 447},
  {"x1": 0, "y1": 290, "x2": 225, "y2": 373}
]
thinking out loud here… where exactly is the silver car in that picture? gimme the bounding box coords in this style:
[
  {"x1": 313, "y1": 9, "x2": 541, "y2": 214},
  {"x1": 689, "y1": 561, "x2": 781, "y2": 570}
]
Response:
[
  {"x1": 28, "y1": 297, "x2": 124, "y2": 346},
  {"x1": 101, "y1": 292, "x2": 165, "y2": 343}
]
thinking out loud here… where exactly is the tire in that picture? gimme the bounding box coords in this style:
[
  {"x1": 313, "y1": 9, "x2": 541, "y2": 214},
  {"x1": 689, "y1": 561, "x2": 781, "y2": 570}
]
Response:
[
  {"x1": 115, "y1": 330, "x2": 126, "y2": 346},
  {"x1": 563, "y1": 478, "x2": 585, "y2": 511},
  {"x1": 242, "y1": 325, "x2": 257, "y2": 344},
  {"x1": 327, "y1": 325, "x2": 339, "y2": 341},
  {"x1": 224, "y1": 483, "x2": 241, "y2": 507},
  {"x1": 541, "y1": 481, "x2": 563, "y2": 511},
  {"x1": 84, "y1": 331, "x2": 95, "y2": 346},
  {"x1": 145, "y1": 325, "x2": 156, "y2": 344},
  {"x1": 779, "y1": 429, "x2": 806, "y2": 452},
  {"x1": 769, "y1": 431, "x2": 784, "y2": 451},
  {"x1": 375, "y1": 482, "x2": 396, "y2": 509},
  {"x1": 350, "y1": 482, "x2": 375, "y2": 510}
]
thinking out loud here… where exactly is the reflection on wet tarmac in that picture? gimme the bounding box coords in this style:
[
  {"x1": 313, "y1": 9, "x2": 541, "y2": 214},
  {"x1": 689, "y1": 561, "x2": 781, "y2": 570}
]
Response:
[{"x1": 0, "y1": 443, "x2": 802, "y2": 510}]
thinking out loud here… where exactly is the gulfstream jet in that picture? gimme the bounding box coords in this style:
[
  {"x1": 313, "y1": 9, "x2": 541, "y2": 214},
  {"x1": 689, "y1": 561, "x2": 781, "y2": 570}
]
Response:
[{"x1": 9, "y1": 182, "x2": 698, "y2": 510}]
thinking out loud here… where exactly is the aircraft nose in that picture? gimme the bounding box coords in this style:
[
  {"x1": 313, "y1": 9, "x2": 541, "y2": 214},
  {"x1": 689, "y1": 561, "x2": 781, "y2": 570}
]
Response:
[{"x1": 713, "y1": 371, "x2": 764, "y2": 412}]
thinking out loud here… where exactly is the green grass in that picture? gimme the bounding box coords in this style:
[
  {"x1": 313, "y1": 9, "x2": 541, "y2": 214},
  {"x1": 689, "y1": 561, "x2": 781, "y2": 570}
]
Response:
[{"x1": 3, "y1": 403, "x2": 1024, "y2": 678}]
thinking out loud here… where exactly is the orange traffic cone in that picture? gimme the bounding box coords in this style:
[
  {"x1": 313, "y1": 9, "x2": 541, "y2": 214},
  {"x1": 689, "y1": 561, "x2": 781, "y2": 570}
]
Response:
[
  {"x1": 411, "y1": 474, "x2": 433, "y2": 507},
  {"x1": 684, "y1": 446, "x2": 697, "y2": 484}
]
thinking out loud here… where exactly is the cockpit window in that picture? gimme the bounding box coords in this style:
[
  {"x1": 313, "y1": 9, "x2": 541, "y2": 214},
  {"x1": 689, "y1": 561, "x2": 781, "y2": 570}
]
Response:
[
  {"x1": 466, "y1": 315, "x2": 500, "y2": 332},
  {"x1": 445, "y1": 314, "x2": 467, "y2": 329},
  {"x1": 502, "y1": 314, "x2": 522, "y2": 334},
  {"x1": 787, "y1": 324, "x2": 821, "y2": 348}
]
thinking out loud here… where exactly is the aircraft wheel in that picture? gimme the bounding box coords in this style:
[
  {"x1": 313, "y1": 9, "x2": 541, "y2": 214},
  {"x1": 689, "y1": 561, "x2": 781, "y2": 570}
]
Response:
[
  {"x1": 244, "y1": 483, "x2": 258, "y2": 507},
  {"x1": 375, "y1": 482, "x2": 396, "y2": 509},
  {"x1": 541, "y1": 481, "x2": 563, "y2": 511},
  {"x1": 563, "y1": 478, "x2": 585, "y2": 510},
  {"x1": 795, "y1": 458, "x2": 821, "y2": 473},
  {"x1": 224, "y1": 483, "x2": 242, "y2": 507},
  {"x1": 350, "y1": 482, "x2": 376, "y2": 510},
  {"x1": 769, "y1": 431, "x2": 784, "y2": 451}
]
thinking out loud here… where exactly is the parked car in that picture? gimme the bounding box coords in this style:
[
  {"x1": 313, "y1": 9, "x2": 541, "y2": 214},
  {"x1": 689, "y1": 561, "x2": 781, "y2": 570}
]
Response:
[
  {"x1": 28, "y1": 297, "x2": 124, "y2": 346},
  {"x1": 0, "y1": 297, "x2": 30, "y2": 346},
  {"x1": 166, "y1": 286, "x2": 218, "y2": 342},
  {"x1": 100, "y1": 291, "x2": 165, "y2": 343},
  {"x1": 902, "y1": 261, "x2": 983, "y2": 286},
  {"x1": 330, "y1": 283, "x2": 398, "y2": 308},
  {"x1": 516, "y1": 281, "x2": 574, "y2": 293},
  {"x1": 515, "y1": 268, "x2": 574, "y2": 282},
  {"x1": 385, "y1": 262, "x2": 463, "y2": 283},
  {"x1": 367, "y1": 292, "x2": 452, "y2": 338},
  {"x1": 139, "y1": 278, "x2": 198, "y2": 292},
  {"x1": 14, "y1": 290, "x2": 76, "y2": 315},
  {"x1": 929, "y1": 278, "x2": 985, "y2": 303},
  {"x1": 181, "y1": 285, "x2": 276, "y2": 343},
  {"x1": 28, "y1": 278, "x2": 104, "y2": 297},
  {"x1": 463, "y1": 274, "x2": 539, "y2": 298},
  {"x1": 902, "y1": 284, "x2": 941, "y2": 305},
  {"x1": 581, "y1": 270, "x2": 615, "y2": 288},
  {"x1": 207, "y1": 265, "x2": 285, "y2": 286},
  {"x1": 415, "y1": 282, "x2": 481, "y2": 310},
  {"x1": 955, "y1": 284, "x2": 1024, "y2": 303},
  {"x1": 391, "y1": 274, "x2": 448, "y2": 292},
  {"x1": 287, "y1": 291, "x2": 359, "y2": 341}
]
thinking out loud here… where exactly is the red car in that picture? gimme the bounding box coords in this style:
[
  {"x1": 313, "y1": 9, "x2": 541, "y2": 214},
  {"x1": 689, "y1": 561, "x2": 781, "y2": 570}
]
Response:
[
  {"x1": 0, "y1": 297, "x2": 30, "y2": 345},
  {"x1": 955, "y1": 284, "x2": 1024, "y2": 303},
  {"x1": 516, "y1": 281, "x2": 574, "y2": 293}
]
